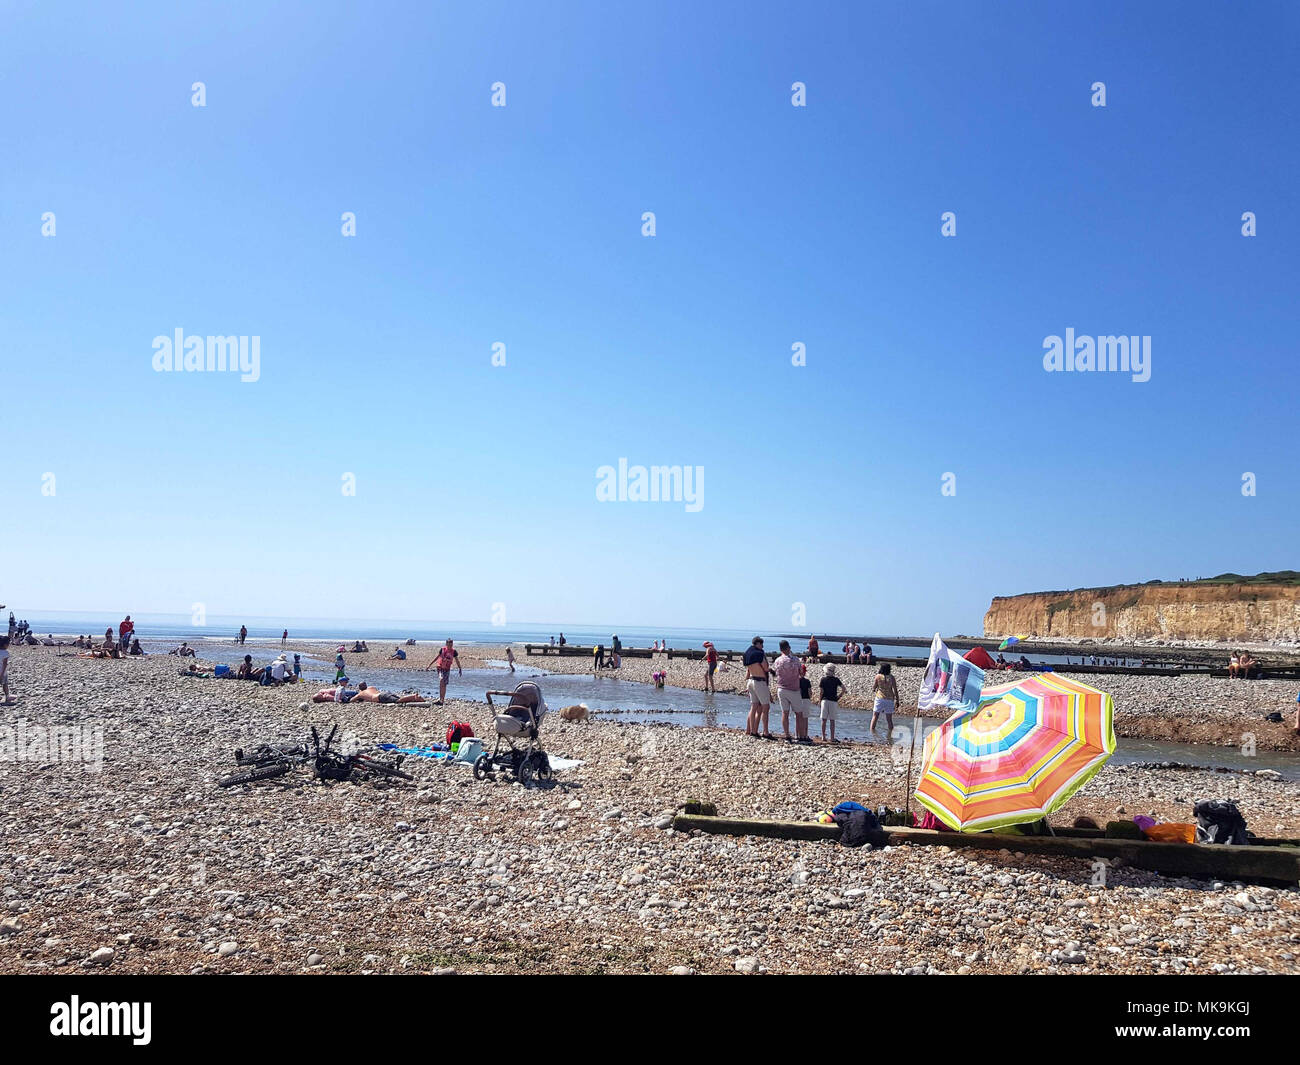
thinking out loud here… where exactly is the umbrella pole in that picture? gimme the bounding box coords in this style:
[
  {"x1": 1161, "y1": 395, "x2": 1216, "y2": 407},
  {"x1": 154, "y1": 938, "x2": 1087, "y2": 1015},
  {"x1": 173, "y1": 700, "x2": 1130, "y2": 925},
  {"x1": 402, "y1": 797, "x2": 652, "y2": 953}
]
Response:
[{"x1": 904, "y1": 714, "x2": 920, "y2": 822}]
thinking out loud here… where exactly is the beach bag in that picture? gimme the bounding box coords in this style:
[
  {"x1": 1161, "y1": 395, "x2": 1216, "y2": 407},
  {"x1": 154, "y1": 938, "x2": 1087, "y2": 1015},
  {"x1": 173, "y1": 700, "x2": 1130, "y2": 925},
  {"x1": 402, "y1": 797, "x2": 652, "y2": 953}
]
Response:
[
  {"x1": 456, "y1": 737, "x2": 485, "y2": 763},
  {"x1": 1194, "y1": 800, "x2": 1248, "y2": 846},
  {"x1": 833, "y1": 807, "x2": 880, "y2": 848},
  {"x1": 445, "y1": 721, "x2": 474, "y2": 746}
]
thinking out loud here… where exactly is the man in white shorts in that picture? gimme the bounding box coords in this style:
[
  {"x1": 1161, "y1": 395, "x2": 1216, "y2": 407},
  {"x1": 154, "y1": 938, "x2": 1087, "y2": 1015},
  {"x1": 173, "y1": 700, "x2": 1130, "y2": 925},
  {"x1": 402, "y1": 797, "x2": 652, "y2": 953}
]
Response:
[
  {"x1": 742, "y1": 636, "x2": 772, "y2": 737},
  {"x1": 772, "y1": 640, "x2": 808, "y2": 742}
]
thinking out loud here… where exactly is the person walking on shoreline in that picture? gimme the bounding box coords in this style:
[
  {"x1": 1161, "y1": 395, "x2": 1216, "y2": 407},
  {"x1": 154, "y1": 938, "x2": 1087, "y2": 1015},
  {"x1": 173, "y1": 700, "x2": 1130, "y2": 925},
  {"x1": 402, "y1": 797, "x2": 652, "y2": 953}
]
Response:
[
  {"x1": 0, "y1": 635, "x2": 12, "y2": 705},
  {"x1": 743, "y1": 637, "x2": 772, "y2": 738},
  {"x1": 119, "y1": 615, "x2": 134, "y2": 649},
  {"x1": 426, "y1": 638, "x2": 461, "y2": 704},
  {"x1": 239, "y1": 625, "x2": 247, "y2": 646},
  {"x1": 819, "y1": 664, "x2": 845, "y2": 742},
  {"x1": 870, "y1": 663, "x2": 899, "y2": 741},
  {"x1": 703, "y1": 641, "x2": 718, "y2": 693},
  {"x1": 506, "y1": 646, "x2": 516, "y2": 673},
  {"x1": 773, "y1": 640, "x2": 807, "y2": 742}
]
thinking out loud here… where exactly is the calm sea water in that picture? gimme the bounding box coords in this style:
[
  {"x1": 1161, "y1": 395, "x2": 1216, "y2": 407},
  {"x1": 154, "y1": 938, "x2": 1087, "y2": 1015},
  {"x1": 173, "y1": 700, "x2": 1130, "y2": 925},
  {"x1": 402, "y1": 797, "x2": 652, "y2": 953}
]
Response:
[{"x1": 17, "y1": 611, "x2": 1110, "y2": 665}]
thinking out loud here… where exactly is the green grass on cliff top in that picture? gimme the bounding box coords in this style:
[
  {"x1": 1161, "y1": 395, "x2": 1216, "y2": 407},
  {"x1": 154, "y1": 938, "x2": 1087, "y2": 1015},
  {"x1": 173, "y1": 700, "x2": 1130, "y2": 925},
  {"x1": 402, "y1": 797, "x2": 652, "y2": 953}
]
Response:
[{"x1": 1000, "y1": 571, "x2": 1300, "y2": 599}]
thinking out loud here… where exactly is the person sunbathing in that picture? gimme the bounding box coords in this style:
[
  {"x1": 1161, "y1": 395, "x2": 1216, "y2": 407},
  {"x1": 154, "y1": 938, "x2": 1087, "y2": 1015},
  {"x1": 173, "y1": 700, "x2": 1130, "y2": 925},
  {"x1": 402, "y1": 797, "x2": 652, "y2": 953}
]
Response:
[
  {"x1": 350, "y1": 682, "x2": 423, "y2": 704},
  {"x1": 312, "y1": 679, "x2": 358, "y2": 703},
  {"x1": 236, "y1": 655, "x2": 265, "y2": 681}
]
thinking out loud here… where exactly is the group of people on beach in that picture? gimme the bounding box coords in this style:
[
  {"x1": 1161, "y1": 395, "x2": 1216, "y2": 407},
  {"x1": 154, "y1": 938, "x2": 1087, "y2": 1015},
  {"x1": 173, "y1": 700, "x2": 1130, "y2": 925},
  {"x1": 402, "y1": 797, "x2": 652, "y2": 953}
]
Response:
[
  {"x1": 76, "y1": 619, "x2": 144, "y2": 658},
  {"x1": 592, "y1": 636, "x2": 623, "y2": 672},
  {"x1": 741, "y1": 637, "x2": 899, "y2": 744},
  {"x1": 1228, "y1": 651, "x2": 1263, "y2": 679},
  {"x1": 839, "y1": 639, "x2": 874, "y2": 664}
]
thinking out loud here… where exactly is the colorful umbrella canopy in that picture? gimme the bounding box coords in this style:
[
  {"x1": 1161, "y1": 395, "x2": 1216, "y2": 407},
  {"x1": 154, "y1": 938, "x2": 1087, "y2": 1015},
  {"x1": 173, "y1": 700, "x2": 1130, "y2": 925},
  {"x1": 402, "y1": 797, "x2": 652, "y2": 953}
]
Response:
[
  {"x1": 998, "y1": 636, "x2": 1021, "y2": 651},
  {"x1": 914, "y1": 673, "x2": 1116, "y2": 832}
]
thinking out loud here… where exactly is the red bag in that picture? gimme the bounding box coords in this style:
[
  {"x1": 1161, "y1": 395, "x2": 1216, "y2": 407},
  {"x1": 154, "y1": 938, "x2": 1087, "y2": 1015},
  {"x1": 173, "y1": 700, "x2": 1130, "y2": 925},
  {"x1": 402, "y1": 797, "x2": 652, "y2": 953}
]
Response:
[{"x1": 446, "y1": 721, "x2": 474, "y2": 745}]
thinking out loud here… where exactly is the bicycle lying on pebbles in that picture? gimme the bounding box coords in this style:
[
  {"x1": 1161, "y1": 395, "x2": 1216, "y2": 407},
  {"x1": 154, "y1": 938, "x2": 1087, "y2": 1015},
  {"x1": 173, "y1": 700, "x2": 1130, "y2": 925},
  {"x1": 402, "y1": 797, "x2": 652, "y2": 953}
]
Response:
[{"x1": 218, "y1": 725, "x2": 413, "y2": 788}]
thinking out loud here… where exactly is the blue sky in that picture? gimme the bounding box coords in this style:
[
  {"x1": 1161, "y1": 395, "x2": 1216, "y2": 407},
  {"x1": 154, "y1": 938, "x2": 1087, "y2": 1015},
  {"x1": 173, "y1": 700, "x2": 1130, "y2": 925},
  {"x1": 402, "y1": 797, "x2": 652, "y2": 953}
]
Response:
[{"x1": 2, "y1": 1, "x2": 1296, "y2": 635}]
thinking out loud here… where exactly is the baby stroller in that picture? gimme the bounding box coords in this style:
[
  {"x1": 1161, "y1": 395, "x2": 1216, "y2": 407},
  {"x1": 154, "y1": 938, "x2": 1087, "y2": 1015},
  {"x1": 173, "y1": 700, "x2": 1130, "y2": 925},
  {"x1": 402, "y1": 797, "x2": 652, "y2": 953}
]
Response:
[{"x1": 474, "y1": 681, "x2": 551, "y2": 785}]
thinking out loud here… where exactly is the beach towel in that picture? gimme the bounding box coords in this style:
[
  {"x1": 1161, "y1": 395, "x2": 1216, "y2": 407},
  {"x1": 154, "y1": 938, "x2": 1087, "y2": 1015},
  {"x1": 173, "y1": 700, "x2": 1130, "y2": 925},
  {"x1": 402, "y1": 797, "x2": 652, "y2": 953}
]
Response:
[
  {"x1": 918, "y1": 632, "x2": 984, "y2": 716},
  {"x1": 376, "y1": 743, "x2": 448, "y2": 758}
]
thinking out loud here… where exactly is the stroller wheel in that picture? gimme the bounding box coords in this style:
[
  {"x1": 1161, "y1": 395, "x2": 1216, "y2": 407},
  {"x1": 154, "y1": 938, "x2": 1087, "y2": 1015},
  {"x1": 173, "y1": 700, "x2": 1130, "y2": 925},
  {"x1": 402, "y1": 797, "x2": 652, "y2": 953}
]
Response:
[
  {"x1": 534, "y1": 752, "x2": 552, "y2": 782},
  {"x1": 517, "y1": 756, "x2": 534, "y2": 787},
  {"x1": 473, "y1": 753, "x2": 492, "y2": 781}
]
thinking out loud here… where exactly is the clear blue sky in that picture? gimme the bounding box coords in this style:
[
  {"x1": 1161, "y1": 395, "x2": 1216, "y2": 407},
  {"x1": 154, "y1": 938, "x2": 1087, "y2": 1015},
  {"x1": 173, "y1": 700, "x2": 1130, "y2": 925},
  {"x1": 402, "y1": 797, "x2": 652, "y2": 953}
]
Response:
[{"x1": 2, "y1": 1, "x2": 1296, "y2": 635}]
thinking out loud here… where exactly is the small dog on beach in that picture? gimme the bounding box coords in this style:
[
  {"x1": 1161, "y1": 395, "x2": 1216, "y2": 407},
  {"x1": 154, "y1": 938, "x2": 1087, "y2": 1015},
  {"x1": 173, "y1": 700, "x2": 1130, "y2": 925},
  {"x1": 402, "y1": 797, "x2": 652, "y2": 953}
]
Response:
[{"x1": 558, "y1": 703, "x2": 590, "y2": 723}]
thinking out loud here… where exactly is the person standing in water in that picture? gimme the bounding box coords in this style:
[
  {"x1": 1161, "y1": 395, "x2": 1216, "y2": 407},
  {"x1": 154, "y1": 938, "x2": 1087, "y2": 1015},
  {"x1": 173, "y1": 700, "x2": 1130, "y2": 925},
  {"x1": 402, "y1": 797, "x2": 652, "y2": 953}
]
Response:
[
  {"x1": 870, "y1": 663, "x2": 899, "y2": 741},
  {"x1": 239, "y1": 625, "x2": 248, "y2": 646},
  {"x1": 743, "y1": 637, "x2": 772, "y2": 738},
  {"x1": 425, "y1": 638, "x2": 461, "y2": 705},
  {"x1": 819, "y1": 664, "x2": 846, "y2": 743},
  {"x1": 506, "y1": 646, "x2": 516, "y2": 673},
  {"x1": 703, "y1": 641, "x2": 718, "y2": 693}
]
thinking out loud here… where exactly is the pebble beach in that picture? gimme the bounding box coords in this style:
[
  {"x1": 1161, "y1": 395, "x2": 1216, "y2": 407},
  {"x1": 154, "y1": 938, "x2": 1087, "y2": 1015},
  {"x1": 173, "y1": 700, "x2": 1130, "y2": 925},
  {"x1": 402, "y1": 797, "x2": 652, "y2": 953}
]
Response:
[{"x1": 1, "y1": 644, "x2": 1298, "y2": 975}]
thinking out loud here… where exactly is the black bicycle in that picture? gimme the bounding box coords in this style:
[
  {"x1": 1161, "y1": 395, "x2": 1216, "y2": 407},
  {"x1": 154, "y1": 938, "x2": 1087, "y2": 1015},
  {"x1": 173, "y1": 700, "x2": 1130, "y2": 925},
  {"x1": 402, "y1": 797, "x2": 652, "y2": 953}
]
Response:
[
  {"x1": 312, "y1": 725, "x2": 413, "y2": 784},
  {"x1": 217, "y1": 741, "x2": 310, "y2": 788}
]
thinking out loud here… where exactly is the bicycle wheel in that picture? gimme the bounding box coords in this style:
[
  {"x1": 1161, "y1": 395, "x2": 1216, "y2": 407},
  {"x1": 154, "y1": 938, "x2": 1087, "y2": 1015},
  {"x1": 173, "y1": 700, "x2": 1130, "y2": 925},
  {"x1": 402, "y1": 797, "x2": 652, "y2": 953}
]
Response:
[
  {"x1": 218, "y1": 762, "x2": 291, "y2": 788},
  {"x1": 354, "y1": 756, "x2": 413, "y2": 782}
]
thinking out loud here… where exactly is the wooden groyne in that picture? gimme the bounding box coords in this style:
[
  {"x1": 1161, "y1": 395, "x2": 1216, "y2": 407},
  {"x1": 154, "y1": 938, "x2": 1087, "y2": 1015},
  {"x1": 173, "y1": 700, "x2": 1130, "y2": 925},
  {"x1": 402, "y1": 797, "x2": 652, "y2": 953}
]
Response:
[{"x1": 671, "y1": 814, "x2": 1300, "y2": 885}]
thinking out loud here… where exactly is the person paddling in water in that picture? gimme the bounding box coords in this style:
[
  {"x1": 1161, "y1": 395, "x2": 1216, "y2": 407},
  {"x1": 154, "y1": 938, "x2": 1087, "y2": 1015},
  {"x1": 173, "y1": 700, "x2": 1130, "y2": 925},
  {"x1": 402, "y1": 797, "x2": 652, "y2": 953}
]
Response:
[
  {"x1": 425, "y1": 638, "x2": 462, "y2": 705},
  {"x1": 870, "y1": 662, "x2": 899, "y2": 741}
]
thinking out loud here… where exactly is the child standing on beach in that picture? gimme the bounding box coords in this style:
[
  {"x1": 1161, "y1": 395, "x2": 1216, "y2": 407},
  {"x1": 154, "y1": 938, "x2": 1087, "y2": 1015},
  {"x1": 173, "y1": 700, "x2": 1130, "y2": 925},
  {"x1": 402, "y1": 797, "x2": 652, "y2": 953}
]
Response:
[
  {"x1": 334, "y1": 653, "x2": 346, "y2": 683},
  {"x1": 0, "y1": 635, "x2": 12, "y2": 704},
  {"x1": 506, "y1": 646, "x2": 516, "y2": 673},
  {"x1": 292, "y1": 653, "x2": 302, "y2": 681},
  {"x1": 819, "y1": 664, "x2": 845, "y2": 743}
]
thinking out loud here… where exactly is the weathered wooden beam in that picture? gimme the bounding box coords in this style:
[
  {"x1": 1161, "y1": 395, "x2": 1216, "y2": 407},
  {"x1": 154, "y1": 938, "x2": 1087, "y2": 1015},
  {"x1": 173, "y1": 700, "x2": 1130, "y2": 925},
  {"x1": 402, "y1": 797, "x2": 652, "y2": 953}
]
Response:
[{"x1": 671, "y1": 815, "x2": 1300, "y2": 884}]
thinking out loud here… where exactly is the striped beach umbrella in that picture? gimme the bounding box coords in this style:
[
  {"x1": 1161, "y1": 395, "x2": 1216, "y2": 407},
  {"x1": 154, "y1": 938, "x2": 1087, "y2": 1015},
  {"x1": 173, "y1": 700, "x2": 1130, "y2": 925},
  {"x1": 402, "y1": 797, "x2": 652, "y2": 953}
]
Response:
[{"x1": 914, "y1": 673, "x2": 1116, "y2": 832}]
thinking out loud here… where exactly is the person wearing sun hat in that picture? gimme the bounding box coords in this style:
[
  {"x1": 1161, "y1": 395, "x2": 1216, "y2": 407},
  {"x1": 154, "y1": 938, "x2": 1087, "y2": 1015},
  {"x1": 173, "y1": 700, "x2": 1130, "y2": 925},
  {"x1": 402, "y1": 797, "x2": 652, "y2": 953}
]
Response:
[{"x1": 703, "y1": 641, "x2": 718, "y2": 693}]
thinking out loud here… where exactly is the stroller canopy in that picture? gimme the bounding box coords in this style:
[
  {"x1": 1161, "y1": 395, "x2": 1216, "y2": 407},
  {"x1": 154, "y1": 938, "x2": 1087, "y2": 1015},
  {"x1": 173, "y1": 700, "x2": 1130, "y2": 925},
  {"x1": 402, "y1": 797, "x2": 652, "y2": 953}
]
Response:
[{"x1": 508, "y1": 682, "x2": 547, "y2": 722}]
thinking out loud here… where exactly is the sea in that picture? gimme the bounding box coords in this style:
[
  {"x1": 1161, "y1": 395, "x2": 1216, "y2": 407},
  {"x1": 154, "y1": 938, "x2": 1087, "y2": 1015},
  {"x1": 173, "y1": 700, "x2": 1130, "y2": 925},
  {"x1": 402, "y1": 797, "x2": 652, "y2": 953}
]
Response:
[{"x1": 14, "y1": 611, "x2": 1119, "y2": 665}]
